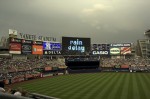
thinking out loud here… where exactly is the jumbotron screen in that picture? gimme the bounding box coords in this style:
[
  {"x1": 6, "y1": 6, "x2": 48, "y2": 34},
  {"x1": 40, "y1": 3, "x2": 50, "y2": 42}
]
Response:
[{"x1": 62, "y1": 37, "x2": 91, "y2": 55}]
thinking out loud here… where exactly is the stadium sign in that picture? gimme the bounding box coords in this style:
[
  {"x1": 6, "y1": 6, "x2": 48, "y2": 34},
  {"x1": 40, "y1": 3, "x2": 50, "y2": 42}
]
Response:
[
  {"x1": 22, "y1": 45, "x2": 32, "y2": 54},
  {"x1": 92, "y1": 50, "x2": 109, "y2": 55},
  {"x1": 110, "y1": 48, "x2": 120, "y2": 55},
  {"x1": 43, "y1": 41, "x2": 61, "y2": 51},
  {"x1": 43, "y1": 50, "x2": 61, "y2": 55},
  {"x1": 19, "y1": 33, "x2": 56, "y2": 41},
  {"x1": 110, "y1": 43, "x2": 131, "y2": 47}
]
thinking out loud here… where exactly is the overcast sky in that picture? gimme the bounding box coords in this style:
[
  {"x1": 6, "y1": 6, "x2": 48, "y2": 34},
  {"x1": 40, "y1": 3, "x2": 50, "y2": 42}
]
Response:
[{"x1": 0, "y1": 0, "x2": 150, "y2": 44}]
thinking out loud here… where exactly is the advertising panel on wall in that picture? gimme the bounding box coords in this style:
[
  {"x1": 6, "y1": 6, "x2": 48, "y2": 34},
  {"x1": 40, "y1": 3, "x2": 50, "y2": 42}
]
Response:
[
  {"x1": 21, "y1": 39, "x2": 32, "y2": 54},
  {"x1": 110, "y1": 47, "x2": 120, "y2": 55},
  {"x1": 43, "y1": 41, "x2": 61, "y2": 55},
  {"x1": 32, "y1": 45, "x2": 43, "y2": 55},
  {"x1": 92, "y1": 50, "x2": 110, "y2": 55},
  {"x1": 121, "y1": 47, "x2": 131, "y2": 55},
  {"x1": 62, "y1": 37, "x2": 91, "y2": 55},
  {"x1": 9, "y1": 43, "x2": 21, "y2": 54},
  {"x1": 110, "y1": 43, "x2": 131, "y2": 47}
]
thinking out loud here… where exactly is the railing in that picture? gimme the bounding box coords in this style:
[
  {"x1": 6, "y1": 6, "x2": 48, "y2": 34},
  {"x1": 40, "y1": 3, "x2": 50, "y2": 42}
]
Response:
[
  {"x1": 0, "y1": 92, "x2": 60, "y2": 99},
  {"x1": 29, "y1": 93, "x2": 60, "y2": 99},
  {"x1": 0, "y1": 92, "x2": 32, "y2": 99}
]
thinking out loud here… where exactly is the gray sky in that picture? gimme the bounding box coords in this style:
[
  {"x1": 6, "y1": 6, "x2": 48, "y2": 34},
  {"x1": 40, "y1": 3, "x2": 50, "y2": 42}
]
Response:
[{"x1": 0, "y1": 0, "x2": 150, "y2": 44}]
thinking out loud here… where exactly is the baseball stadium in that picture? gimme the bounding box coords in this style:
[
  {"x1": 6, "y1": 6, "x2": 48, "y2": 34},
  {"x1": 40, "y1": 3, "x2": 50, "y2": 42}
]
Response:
[{"x1": 0, "y1": 29, "x2": 150, "y2": 99}]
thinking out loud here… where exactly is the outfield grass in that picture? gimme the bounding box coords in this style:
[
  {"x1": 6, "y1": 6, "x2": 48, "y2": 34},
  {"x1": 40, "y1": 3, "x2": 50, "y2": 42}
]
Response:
[{"x1": 12, "y1": 73, "x2": 150, "y2": 99}]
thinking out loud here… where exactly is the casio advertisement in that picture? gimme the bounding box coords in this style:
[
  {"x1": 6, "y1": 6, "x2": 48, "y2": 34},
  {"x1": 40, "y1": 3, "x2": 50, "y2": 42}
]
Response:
[{"x1": 92, "y1": 50, "x2": 110, "y2": 55}]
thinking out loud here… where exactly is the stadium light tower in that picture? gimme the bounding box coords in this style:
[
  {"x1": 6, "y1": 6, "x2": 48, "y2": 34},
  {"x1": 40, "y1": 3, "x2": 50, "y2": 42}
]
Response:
[{"x1": 144, "y1": 29, "x2": 150, "y2": 38}]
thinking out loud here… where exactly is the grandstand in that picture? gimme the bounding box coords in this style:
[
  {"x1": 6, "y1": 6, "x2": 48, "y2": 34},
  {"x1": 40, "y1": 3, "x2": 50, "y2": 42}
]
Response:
[{"x1": 0, "y1": 30, "x2": 150, "y2": 99}]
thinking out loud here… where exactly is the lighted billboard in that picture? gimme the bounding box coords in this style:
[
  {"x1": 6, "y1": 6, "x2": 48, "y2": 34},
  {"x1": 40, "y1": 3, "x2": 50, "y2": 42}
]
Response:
[
  {"x1": 121, "y1": 47, "x2": 131, "y2": 55},
  {"x1": 21, "y1": 39, "x2": 32, "y2": 54},
  {"x1": 32, "y1": 45, "x2": 43, "y2": 55},
  {"x1": 9, "y1": 43, "x2": 21, "y2": 54},
  {"x1": 110, "y1": 47, "x2": 120, "y2": 55},
  {"x1": 43, "y1": 41, "x2": 61, "y2": 55}
]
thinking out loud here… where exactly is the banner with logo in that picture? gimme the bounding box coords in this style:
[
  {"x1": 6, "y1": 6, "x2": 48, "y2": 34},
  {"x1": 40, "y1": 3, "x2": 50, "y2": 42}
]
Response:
[
  {"x1": 121, "y1": 47, "x2": 131, "y2": 55},
  {"x1": 21, "y1": 39, "x2": 32, "y2": 54},
  {"x1": 92, "y1": 50, "x2": 110, "y2": 55},
  {"x1": 110, "y1": 43, "x2": 131, "y2": 47},
  {"x1": 22, "y1": 44, "x2": 32, "y2": 54},
  {"x1": 9, "y1": 43, "x2": 21, "y2": 54},
  {"x1": 43, "y1": 41, "x2": 61, "y2": 55},
  {"x1": 110, "y1": 47, "x2": 120, "y2": 55},
  {"x1": 32, "y1": 45, "x2": 43, "y2": 55}
]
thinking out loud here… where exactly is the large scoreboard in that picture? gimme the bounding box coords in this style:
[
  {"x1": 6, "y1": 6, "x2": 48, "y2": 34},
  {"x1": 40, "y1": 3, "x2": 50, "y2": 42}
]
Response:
[{"x1": 62, "y1": 37, "x2": 91, "y2": 55}]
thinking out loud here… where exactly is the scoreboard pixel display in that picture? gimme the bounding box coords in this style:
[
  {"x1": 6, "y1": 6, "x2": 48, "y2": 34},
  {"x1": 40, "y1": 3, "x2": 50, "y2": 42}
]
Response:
[{"x1": 62, "y1": 37, "x2": 91, "y2": 55}]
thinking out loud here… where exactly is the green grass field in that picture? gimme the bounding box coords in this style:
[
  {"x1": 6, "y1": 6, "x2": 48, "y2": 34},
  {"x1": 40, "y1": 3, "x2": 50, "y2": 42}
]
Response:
[{"x1": 12, "y1": 73, "x2": 150, "y2": 99}]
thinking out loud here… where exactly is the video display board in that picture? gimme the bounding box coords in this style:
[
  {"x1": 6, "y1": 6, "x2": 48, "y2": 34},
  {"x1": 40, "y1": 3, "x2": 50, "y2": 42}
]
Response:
[
  {"x1": 43, "y1": 41, "x2": 61, "y2": 55},
  {"x1": 62, "y1": 37, "x2": 91, "y2": 55},
  {"x1": 21, "y1": 39, "x2": 32, "y2": 54}
]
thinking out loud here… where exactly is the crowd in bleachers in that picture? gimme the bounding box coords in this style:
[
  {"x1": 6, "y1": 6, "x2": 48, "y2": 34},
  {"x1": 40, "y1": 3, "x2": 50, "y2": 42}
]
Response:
[
  {"x1": 101, "y1": 58, "x2": 150, "y2": 71},
  {"x1": 0, "y1": 58, "x2": 66, "y2": 83}
]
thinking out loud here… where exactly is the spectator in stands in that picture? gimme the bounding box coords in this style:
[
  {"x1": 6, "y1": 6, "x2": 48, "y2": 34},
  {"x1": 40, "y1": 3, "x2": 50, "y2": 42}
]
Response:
[
  {"x1": 0, "y1": 81, "x2": 5, "y2": 92},
  {"x1": 14, "y1": 87, "x2": 22, "y2": 96}
]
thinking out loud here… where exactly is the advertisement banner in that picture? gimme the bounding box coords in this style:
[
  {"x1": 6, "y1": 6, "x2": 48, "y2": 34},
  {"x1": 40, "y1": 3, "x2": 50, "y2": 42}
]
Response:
[
  {"x1": 22, "y1": 44, "x2": 32, "y2": 54},
  {"x1": 43, "y1": 41, "x2": 61, "y2": 55},
  {"x1": 32, "y1": 45, "x2": 43, "y2": 55},
  {"x1": 43, "y1": 50, "x2": 61, "y2": 55},
  {"x1": 9, "y1": 43, "x2": 21, "y2": 54},
  {"x1": 92, "y1": 50, "x2": 110, "y2": 55},
  {"x1": 121, "y1": 47, "x2": 131, "y2": 55},
  {"x1": 110, "y1": 43, "x2": 131, "y2": 47},
  {"x1": 43, "y1": 41, "x2": 61, "y2": 50},
  {"x1": 110, "y1": 47, "x2": 120, "y2": 55}
]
